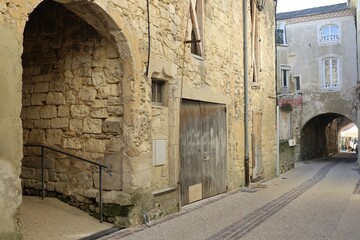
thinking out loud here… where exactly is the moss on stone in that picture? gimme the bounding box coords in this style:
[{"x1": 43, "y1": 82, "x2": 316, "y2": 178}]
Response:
[
  {"x1": 103, "y1": 204, "x2": 133, "y2": 217},
  {"x1": 114, "y1": 216, "x2": 131, "y2": 228},
  {"x1": 0, "y1": 232, "x2": 22, "y2": 240}
]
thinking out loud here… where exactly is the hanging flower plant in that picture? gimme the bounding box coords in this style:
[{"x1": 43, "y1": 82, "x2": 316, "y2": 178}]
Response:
[{"x1": 280, "y1": 103, "x2": 292, "y2": 111}]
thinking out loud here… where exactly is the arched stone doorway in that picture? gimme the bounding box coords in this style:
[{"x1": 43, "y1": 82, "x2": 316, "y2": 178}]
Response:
[
  {"x1": 20, "y1": 0, "x2": 143, "y2": 226},
  {"x1": 300, "y1": 113, "x2": 356, "y2": 160}
]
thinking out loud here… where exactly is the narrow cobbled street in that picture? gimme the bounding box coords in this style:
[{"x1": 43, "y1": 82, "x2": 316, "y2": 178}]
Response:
[{"x1": 98, "y1": 153, "x2": 360, "y2": 240}]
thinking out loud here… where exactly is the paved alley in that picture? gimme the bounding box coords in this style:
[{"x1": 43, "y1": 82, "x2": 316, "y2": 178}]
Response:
[
  {"x1": 96, "y1": 153, "x2": 360, "y2": 240},
  {"x1": 19, "y1": 196, "x2": 113, "y2": 240}
]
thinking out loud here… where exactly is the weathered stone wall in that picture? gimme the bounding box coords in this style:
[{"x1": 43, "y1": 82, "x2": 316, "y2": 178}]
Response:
[
  {"x1": 278, "y1": 110, "x2": 297, "y2": 172},
  {"x1": 179, "y1": 1, "x2": 276, "y2": 186},
  {"x1": 301, "y1": 117, "x2": 328, "y2": 160},
  {"x1": 0, "y1": 0, "x2": 277, "y2": 234},
  {"x1": 21, "y1": 1, "x2": 123, "y2": 201},
  {"x1": 151, "y1": 106, "x2": 170, "y2": 190},
  {"x1": 353, "y1": 0, "x2": 360, "y2": 167},
  {"x1": 249, "y1": 4, "x2": 277, "y2": 179},
  {"x1": 0, "y1": 3, "x2": 25, "y2": 238},
  {"x1": 279, "y1": 141, "x2": 295, "y2": 173},
  {"x1": 325, "y1": 120, "x2": 339, "y2": 156}
]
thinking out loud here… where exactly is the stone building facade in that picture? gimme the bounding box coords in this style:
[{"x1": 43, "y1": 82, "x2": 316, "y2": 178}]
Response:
[
  {"x1": 0, "y1": 0, "x2": 276, "y2": 237},
  {"x1": 276, "y1": 3, "x2": 359, "y2": 167},
  {"x1": 350, "y1": 1, "x2": 360, "y2": 157}
]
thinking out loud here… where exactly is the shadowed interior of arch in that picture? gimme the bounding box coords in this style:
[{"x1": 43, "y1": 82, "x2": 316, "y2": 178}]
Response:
[{"x1": 300, "y1": 113, "x2": 358, "y2": 160}]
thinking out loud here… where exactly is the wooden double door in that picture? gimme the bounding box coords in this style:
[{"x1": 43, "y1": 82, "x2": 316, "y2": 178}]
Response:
[{"x1": 180, "y1": 100, "x2": 227, "y2": 205}]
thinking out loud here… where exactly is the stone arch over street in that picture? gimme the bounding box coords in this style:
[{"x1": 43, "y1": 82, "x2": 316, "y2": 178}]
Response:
[{"x1": 300, "y1": 112, "x2": 357, "y2": 160}]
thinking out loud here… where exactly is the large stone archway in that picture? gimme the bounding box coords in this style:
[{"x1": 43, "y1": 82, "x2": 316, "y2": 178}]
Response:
[
  {"x1": 22, "y1": 0, "x2": 127, "y2": 195},
  {"x1": 21, "y1": 0, "x2": 154, "y2": 215},
  {"x1": 0, "y1": 0, "x2": 150, "y2": 236},
  {"x1": 300, "y1": 113, "x2": 357, "y2": 160},
  {"x1": 48, "y1": 0, "x2": 152, "y2": 193}
]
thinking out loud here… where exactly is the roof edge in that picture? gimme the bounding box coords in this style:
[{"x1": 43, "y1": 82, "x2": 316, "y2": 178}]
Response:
[{"x1": 277, "y1": 3, "x2": 350, "y2": 20}]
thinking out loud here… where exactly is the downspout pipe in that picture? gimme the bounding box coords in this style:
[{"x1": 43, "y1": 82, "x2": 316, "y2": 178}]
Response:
[
  {"x1": 145, "y1": 0, "x2": 151, "y2": 77},
  {"x1": 274, "y1": 0, "x2": 280, "y2": 176},
  {"x1": 243, "y1": 0, "x2": 250, "y2": 187},
  {"x1": 276, "y1": 106, "x2": 280, "y2": 176}
]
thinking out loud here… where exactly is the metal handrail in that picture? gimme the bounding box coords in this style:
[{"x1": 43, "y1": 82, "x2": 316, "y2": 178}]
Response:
[{"x1": 24, "y1": 144, "x2": 110, "y2": 223}]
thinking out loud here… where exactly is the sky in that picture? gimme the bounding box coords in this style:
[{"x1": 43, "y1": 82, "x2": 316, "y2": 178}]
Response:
[{"x1": 276, "y1": 0, "x2": 348, "y2": 13}]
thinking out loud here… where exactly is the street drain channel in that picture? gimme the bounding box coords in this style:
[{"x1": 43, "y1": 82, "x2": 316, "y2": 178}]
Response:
[
  {"x1": 208, "y1": 161, "x2": 338, "y2": 240},
  {"x1": 353, "y1": 180, "x2": 360, "y2": 195}
]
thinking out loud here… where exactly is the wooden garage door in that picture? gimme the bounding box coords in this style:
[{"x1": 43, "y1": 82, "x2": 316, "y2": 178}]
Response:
[{"x1": 180, "y1": 99, "x2": 227, "y2": 206}]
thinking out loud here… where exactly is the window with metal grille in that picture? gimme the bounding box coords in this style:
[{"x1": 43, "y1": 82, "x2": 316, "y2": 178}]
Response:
[
  {"x1": 320, "y1": 25, "x2": 339, "y2": 43},
  {"x1": 281, "y1": 68, "x2": 290, "y2": 93}
]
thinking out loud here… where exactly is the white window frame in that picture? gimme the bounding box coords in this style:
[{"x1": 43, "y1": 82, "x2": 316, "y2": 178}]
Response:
[
  {"x1": 320, "y1": 56, "x2": 341, "y2": 91},
  {"x1": 318, "y1": 23, "x2": 341, "y2": 45},
  {"x1": 280, "y1": 66, "x2": 291, "y2": 93}
]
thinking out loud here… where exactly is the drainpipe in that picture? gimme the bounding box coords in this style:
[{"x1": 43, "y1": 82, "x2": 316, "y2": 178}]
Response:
[
  {"x1": 276, "y1": 106, "x2": 280, "y2": 176},
  {"x1": 243, "y1": 0, "x2": 250, "y2": 186},
  {"x1": 274, "y1": 0, "x2": 280, "y2": 176},
  {"x1": 145, "y1": 0, "x2": 151, "y2": 77}
]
